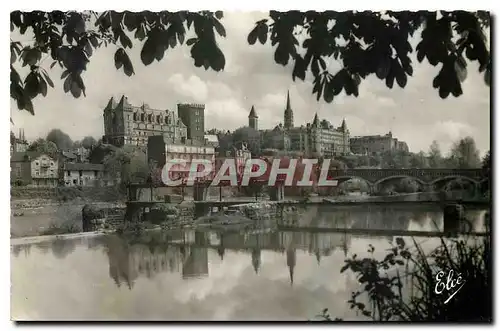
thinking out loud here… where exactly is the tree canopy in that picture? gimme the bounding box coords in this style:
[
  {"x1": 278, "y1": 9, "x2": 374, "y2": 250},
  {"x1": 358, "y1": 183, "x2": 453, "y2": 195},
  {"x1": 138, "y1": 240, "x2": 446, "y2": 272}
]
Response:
[
  {"x1": 46, "y1": 128, "x2": 73, "y2": 150},
  {"x1": 11, "y1": 10, "x2": 490, "y2": 115},
  {"x1": 27, "y1": 138, "x2": 58, "y2": 157}
]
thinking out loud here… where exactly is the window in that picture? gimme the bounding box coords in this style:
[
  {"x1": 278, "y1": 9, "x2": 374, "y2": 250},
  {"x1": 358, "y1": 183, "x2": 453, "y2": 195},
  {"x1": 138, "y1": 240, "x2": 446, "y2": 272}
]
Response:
[
  {"x1": 79, "y1": 170, "x2": 83, "y2": 177},
  {"x1": 133, "y1": 113, "x2": 138, "y2": 121},
  {"x1": 94, "y1": 170, "x2": 98, "y2": 177},
  {"x1": 156, "y1": 115, "x2": 161, "y2": 124},
  {"x1": 140, "y1": 113, "x2": 145, "y2": 122},
  {"x1": 35, "y1": 161, "x2": 39, "y2": 166}
]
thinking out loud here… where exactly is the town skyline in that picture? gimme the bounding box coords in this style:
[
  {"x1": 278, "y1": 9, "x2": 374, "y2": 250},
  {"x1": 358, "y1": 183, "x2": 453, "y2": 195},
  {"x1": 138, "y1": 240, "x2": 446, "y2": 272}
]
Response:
[
  {"x1": 10, "y1": 11, "x2": 490, "y2": 155},
  {"x1": 11, "y1": 90, "x2": 489, "y2": 156}
]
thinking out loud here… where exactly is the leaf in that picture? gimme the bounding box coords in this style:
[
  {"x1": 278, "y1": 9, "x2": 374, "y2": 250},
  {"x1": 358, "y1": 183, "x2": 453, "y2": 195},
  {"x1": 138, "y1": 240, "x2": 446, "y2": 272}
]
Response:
[
  {"x1": 70, "y1": 80, "x2": 81, "y2": 98},
  {"x1": 247, "y1": 27, "x2": 259, "y2": 45},
  {"x1": 213, "y1": 19, "x2": 226, "y2": 37},
  {"x1": 39, "y1": 76, "x2": 48, "y2": 97},
  {"x1": 396, "y1": 71, "x2": 407, "y2": 88},
  {"x1": 215, "y1": 11, "x2": 223, "y2": 20},
  {"x1": 323, "y1": 79, "x2": 334, "y2": 103},
  {"x1": 114, "y1": 49, "x2": 124, "y2": 70},
  {"x1": 41, "y1": 71, "x2": 54, "y2": 88},
  {"x1": 395, "y1": 237, "x2": 405, "y2": 248},
  {"x1": 24, "y1": 72, "x2": 39, "y2": 99},
  {"x1": 340, "y1": 265, "x2": 349, "y2": 273},
  {"x1": 454, "y1": 58, "x2": 468, "y2": 82},
  {"x1": 186, "y1": 38, "x2": 197, "y2": 46},
  {"x1": 141, "y1": 33, "x2": 157, "y2": 66},
  {"x1": 257, "y1": 24, "x2": 268, "y2": 44},
  {"x1": 50, "y1": 61, "x2": 57, "y2": 69},
  {"x1": 63, "y1": 75, "x2": 72, "y2": 93},
  {"x1": 120, "y1": 31, "x2": 133, "y2": 49},
  {"x1": 122, "y1": 51, "x2": 135, "y2": 77}
]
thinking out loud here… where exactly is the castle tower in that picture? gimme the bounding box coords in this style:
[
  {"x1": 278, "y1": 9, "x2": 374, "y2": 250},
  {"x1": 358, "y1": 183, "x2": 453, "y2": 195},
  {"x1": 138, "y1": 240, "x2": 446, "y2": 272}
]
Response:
[
  {"x1": 177, "y1": 103, "x2": 205, "y2": 142},
  {"x1": 284, "y1": 90, "x2": 294, "y2": 130},
  {"x1": 248, "y1": 105, "x2": 258, "y2": 130}
]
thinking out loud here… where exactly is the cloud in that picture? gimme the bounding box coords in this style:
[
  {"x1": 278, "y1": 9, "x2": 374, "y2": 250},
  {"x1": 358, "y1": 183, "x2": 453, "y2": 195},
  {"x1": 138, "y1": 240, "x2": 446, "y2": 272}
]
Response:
[{"x1": 10, "y1": 12, "x2": 490, "y2": 155}]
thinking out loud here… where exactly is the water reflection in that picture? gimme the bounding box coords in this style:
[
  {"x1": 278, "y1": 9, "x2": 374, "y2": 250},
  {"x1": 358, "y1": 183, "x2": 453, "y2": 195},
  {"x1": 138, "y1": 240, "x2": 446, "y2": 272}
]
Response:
[{"x1": 11, "y1": 204, "x2": 489, "y2": 321}]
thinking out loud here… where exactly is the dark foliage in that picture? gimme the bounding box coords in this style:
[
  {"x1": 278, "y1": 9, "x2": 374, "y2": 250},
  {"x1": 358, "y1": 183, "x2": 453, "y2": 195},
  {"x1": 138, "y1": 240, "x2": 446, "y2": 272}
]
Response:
[
  {"x1": 11, "y1": 11, "x2": 490, "y2": 115},
  {"x1": 248, "y1": 11, "x2": 490, "y2": 103},
  {"x1": 318, "y1": 235, "x2": 491, "y2": 322},
  {"x1": 11, "y1": 10, "x2": 226, "y2": 114}
]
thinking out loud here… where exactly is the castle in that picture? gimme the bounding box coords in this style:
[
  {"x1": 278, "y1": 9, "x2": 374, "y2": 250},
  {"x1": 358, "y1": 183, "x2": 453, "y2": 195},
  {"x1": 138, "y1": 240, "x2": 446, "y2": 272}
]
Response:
[
  {"x1": 249, "y1": 91, "x2": 351, "y2": 157},
  {"x1": 102, "y1": 96, "x2": 205, "y2": 147}
]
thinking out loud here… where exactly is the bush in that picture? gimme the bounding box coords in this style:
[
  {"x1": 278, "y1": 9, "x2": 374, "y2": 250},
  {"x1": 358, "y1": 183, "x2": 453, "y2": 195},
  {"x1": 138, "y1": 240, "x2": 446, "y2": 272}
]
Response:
[
  {"x1": 40, "y1": 222, "x2": 80, "y2": 236},
  {"x1": 317, "y1": 233, "x2": 491, "y2": 322}
]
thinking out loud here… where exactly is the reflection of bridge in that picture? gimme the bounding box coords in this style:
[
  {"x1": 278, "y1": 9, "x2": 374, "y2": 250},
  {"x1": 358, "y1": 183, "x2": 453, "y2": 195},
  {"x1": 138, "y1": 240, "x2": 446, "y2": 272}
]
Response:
[{"x1": 329, "y1": 168, "x2": 485, "y2": 193}]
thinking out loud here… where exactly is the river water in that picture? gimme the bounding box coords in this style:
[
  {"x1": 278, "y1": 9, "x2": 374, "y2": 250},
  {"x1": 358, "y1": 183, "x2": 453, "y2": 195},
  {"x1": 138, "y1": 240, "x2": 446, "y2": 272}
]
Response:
[{"x1": 11, "y1": 203, "x2": 488, "y2": 321}]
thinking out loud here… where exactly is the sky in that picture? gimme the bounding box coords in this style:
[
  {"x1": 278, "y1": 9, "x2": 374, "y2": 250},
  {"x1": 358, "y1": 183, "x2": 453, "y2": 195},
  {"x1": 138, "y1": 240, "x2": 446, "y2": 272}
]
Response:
[{"x1": 10, "y1": 12, "x2": 491, "y2": 156}]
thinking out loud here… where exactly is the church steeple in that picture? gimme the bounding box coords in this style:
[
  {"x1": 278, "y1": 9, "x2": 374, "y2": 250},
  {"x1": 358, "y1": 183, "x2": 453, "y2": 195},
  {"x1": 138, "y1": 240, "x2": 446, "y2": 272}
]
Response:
[
  {"x1": 248, "y1": 105, "x2": 258, "y2": 130},
  {"x1": 340, "y1": 118, "x2": 348, "y2": 132},
  {"x1": 312, "y1": 113, "x2": 320, "y2": 127},
  {"x1": 284, "y1": 90, "x2": 294, "y2": 130}
]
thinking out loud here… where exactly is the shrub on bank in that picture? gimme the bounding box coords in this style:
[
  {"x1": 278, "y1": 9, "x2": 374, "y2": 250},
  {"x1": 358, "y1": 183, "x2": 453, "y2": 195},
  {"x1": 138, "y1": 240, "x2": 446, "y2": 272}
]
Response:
[
  {"x1": 40, "y1": 222, "x2": 80, "y2": 236},
  {"x1": 316, "y1": 232, "x2": 491, "y2": 322},
  {"x1": 10, "y1": 185, "x2": 126, "y2": 202}
]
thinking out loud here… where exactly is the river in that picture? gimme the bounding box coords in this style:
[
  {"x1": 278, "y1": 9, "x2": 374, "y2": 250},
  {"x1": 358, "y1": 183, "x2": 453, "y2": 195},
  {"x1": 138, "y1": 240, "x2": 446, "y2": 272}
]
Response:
[{"x1": 11, "y1": 202, "x2": 488, "y2": 321}]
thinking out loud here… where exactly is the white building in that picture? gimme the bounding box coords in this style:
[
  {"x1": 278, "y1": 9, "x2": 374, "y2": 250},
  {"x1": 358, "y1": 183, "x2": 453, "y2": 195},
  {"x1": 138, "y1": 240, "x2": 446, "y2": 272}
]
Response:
[
  {"x1": 31, "y1": 153, "x2": 59, "y2": 187},
  {"x1": 63, "y1": 163, "x2": 106, "y2": 187}
]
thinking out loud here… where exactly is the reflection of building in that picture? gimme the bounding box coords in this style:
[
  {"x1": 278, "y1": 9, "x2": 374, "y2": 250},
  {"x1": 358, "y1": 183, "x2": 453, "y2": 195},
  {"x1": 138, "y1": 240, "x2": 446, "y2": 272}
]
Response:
[
  {"x1": 350, "y1": 132, "x2": 409, "y2": 155},
  {"x1": 286, "y1": 248, "x2": 296, "y2": 285},
  {"x1": 251, "y1": 248, "x2": 261, "y2": 274},
  {"x1": 105, "y1": 235, "x2": 186, "y2": 289},
  {"x1": 182, "y1": 232, "x2": 209, "y2": 279}
]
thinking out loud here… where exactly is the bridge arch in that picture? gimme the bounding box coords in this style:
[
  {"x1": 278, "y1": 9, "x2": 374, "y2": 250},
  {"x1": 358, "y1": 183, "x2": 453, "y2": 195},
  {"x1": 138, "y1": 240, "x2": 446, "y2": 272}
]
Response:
[
  {"x1": 334, "y1": 176, "x2": 374, "y2": 188},
  {"x1": 430, "y1": 175, "x2": 479, "y2": 187},
  {"x1": 373, "y1": 175, "x2": 426, "y2": 187}
]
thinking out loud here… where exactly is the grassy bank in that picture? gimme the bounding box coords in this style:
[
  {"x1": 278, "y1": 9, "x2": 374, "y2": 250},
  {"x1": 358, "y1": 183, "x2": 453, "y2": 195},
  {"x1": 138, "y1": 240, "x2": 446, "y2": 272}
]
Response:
[{"x1": 11, "y1": 186, "x2": 125, "y2": 203}]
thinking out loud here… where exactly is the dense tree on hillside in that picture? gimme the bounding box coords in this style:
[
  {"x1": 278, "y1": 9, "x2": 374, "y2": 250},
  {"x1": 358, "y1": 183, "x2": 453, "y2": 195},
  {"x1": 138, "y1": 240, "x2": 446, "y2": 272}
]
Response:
[
  {"x1": 232, "y1": 126, "x2": 261, "y2": 156},
  {"x1": 447, "y1": 136, "x2": 481, "y2": 169},
  {"x1": 103, "y1": 146, "x2": 150, "y2": 186},
  {"x1": 27, "y1": 138, "x2": 58, "y2": 157},
  {"x1": 11, "y1": 10, "x2": 489, "y2": 115},
  {"x1": 46, "y1": 128, "x2": 73, "y2": 150}
]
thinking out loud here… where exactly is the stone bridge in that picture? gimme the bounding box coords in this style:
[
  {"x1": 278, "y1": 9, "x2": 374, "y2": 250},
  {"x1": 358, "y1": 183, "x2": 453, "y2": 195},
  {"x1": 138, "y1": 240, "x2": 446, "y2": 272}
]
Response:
[{"x1": 328, "y1": 168, "x2": 485, "y2": 192}]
